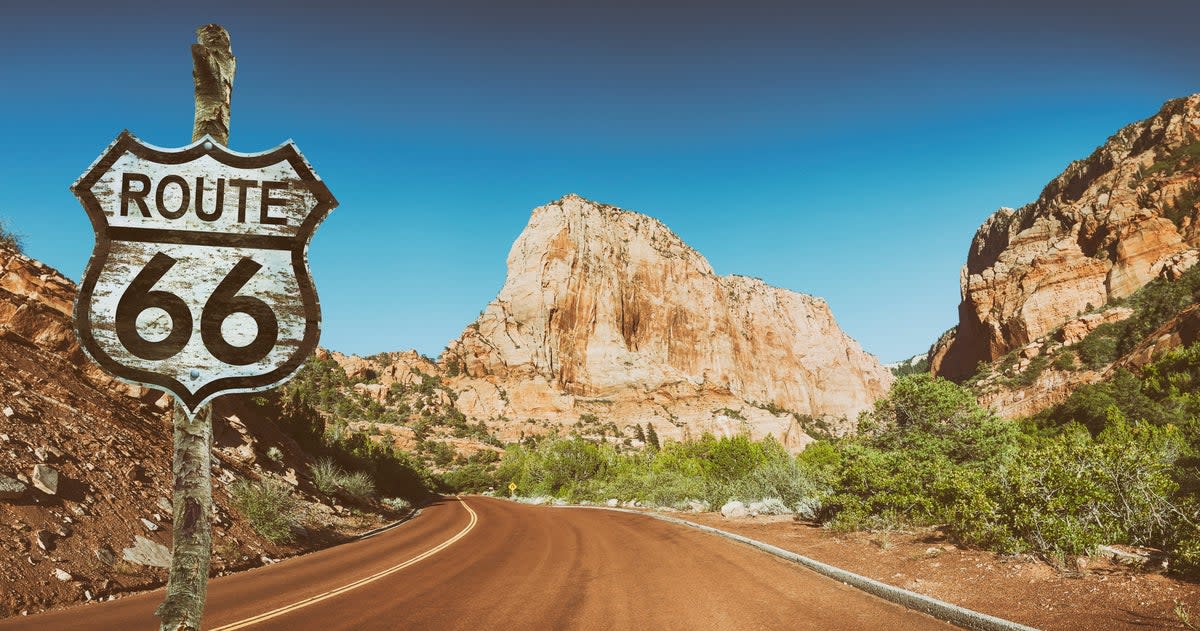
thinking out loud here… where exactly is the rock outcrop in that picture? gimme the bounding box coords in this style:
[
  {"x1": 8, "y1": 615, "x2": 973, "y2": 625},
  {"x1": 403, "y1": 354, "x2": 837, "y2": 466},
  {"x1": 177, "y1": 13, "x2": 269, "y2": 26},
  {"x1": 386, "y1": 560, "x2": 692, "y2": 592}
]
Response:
[
  {"x1": 438, "y1": 194, "x2": 891, "y2": 446},
  {"x1": 933, "y1": 95, "x2": 1200, "y2": 381}
]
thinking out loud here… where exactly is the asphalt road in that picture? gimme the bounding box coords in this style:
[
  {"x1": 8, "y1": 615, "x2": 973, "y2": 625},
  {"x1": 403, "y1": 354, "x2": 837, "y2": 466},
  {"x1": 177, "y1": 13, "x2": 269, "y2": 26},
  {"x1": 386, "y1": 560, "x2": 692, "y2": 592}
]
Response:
[{"x1": 3, "y1": 496, "x2": 955, "y2": 630}]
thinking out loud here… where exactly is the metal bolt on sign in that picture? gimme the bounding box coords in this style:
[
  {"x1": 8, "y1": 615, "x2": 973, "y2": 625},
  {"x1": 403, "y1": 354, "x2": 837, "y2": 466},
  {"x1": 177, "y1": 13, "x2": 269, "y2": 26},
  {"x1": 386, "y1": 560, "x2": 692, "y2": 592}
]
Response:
[{"x1": 69, "y1": 24, "x2": 336, "y2": 631}]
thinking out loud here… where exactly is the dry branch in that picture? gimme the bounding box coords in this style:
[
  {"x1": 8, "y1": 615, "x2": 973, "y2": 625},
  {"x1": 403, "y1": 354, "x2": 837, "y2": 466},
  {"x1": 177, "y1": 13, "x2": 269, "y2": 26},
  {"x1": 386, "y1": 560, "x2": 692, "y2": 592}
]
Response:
[{"x1": 191, "y1": 24, "x2": 236, "y2": 145}]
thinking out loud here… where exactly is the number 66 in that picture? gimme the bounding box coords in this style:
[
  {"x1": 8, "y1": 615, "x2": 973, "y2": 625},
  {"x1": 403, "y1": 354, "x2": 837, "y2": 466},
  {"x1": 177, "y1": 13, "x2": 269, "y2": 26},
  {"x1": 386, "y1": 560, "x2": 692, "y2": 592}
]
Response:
[{"x1": 115, "y1": 252, "x2": 280, "y2": 366}]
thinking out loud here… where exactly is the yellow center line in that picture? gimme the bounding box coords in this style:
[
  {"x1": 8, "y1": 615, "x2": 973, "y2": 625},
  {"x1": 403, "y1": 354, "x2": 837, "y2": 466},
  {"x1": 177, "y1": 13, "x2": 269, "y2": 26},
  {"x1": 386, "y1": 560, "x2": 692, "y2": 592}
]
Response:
[{"x1": 211, "y1": 497, "x2": 478, "y2": 631}]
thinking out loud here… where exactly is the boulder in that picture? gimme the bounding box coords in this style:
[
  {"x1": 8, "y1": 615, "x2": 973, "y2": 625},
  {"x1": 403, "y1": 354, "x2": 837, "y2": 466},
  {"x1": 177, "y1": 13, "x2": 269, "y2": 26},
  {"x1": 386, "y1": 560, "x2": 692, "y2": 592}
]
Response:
[
  {"x1": 720, "y1": 500, "x2": 748, "y2": 519},
  {"x1": 34, "y1": 446, "x2": 64, "y2": 463},
  {"x1": 122, "y1": 535, "x2": 171, "y2": 568},
  {"x1": 749, "y1": 498, "x2": 791, "y2": 515},
  {"x1": 94, "y1": 546, "x2": 116, "y2": 565},
  {"x1": 30, "y1": 464, "x2": 58, "y2": 495},
  {"x1": 0, "y1": 475, "x2": 27, "y2": 500}
]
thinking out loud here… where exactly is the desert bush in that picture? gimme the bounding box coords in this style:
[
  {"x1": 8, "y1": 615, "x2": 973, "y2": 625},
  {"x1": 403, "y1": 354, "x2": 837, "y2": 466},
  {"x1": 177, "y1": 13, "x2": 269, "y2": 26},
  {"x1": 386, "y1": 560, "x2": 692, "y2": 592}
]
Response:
[
  {"x1": 857, "y1": 374, "x2": 1019, "y2": 466},
  {"x1": 947, "y1": 417, "x2": 1189, "y2": 557},
  {"x1": 309, "y1": 457, "x2": 377, "y2": 501},
  {"x1": 439, "y1": 463, "x2": 494, "y2": 493},
  {"x1": 820, "y1": 443, "x2": 967, "y2": 531},
  {"x1": 891, "y1": 356, "x2": 930, "y2": 377},
  {"x1": 382, "y1": 497, "x2": 412, "y2": 512},
  {"x1": 0, "y1": 218, "x2": 22, "y2": 253},
  {"x1": 1053, "y1": 350, "x2": 1077, "y2": 371},
  {"x1": 1073, "y1": 265, "x2": 1200, "y2": 371},
  {"x1": 230, "y1": 478, "x2": 299, "y2": 544},
  {"x1": 1077, "y1": 325, "x2": 1119, "y2": 368},
  {"x1": 826, "y1": 369, "x2": 1200, "y2": 563},
  {"x1": 729, "y1": 456, "x2": 825, "y2": 510},
  {"x1": 339, "y1": 471, "x2": 376, "y2": 501},
  {"x1": 489, "y1": 431, "x2": 826, "y2": 510},
  {"x1": 310, "y1": 457, "x2": 342, "y2": 495}
]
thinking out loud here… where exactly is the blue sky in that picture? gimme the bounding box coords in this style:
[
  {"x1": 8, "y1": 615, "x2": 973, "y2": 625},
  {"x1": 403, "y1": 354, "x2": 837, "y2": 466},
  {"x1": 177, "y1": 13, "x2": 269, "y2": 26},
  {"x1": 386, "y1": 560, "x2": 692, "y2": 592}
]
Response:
[{"x1": 2, "y1": 0, "x2": 1199, "y2": 362}]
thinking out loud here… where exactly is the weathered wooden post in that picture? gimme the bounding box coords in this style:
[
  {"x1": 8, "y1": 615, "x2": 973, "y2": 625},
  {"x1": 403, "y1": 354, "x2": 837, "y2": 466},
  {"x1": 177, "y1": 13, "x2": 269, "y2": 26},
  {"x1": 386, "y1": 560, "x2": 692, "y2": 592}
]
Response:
[
  {"x1": 70, "y1": 22, "x2": 336, "y2": 631},
  {"x1": 155, "y1": 24, "x2": 235, "y2": 631}
]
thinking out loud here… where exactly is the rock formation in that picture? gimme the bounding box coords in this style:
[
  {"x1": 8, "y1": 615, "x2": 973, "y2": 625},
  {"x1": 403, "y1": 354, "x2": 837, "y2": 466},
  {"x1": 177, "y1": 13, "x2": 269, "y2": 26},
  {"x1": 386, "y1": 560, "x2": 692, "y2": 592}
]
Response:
[
  {"x1": 437, "y1": 194, "x2": 891, "y2": 447},
  {"x1": 933, "y1": 95, "x2": 1200, "y2": 381}
]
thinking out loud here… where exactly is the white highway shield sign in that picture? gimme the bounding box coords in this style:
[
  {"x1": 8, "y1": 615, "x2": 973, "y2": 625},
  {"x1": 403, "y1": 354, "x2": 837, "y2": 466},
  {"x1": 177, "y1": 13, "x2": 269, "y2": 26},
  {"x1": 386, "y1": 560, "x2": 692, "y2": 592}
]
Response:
[{"x1": 71, "y1": 131, "x2": 337, "y2": 414}]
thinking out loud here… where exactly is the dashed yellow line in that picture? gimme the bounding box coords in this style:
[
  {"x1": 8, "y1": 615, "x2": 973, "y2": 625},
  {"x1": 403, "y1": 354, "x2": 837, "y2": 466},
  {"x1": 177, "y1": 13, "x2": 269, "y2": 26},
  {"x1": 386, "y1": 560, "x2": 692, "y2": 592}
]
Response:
[{"x1": 211, "y1": 497, "x2": 478, "y2": 630}]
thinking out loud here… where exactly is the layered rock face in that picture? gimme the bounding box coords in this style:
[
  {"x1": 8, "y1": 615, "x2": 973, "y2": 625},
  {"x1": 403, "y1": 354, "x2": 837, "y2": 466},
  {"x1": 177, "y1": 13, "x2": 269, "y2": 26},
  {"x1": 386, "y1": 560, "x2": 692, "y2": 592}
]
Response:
[
  {"x1": 933, "y1": 95, "x2": 1200, "y2": 381},
  {"x1": 441, "y1": 195, "x2": 891, "y2": 447},
  {"x1": 0, "y1": 246, "x2": 83, "y2": 360}
]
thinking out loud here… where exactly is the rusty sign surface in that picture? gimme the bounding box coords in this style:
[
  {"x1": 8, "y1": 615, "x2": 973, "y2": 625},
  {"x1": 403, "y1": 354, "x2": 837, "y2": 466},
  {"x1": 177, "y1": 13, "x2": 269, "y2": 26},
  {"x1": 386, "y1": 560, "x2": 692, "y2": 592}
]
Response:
[{"x1": 71, "y1": 131, "x2": 337, "y2": 414}]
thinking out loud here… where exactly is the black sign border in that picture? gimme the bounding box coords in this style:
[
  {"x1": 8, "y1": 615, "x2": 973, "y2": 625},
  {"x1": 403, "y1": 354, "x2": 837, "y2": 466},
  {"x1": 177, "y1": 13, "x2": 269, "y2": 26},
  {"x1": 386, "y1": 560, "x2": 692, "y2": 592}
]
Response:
[{"x1": 72, "y1": 130, "x2": 338, "y2": 413}]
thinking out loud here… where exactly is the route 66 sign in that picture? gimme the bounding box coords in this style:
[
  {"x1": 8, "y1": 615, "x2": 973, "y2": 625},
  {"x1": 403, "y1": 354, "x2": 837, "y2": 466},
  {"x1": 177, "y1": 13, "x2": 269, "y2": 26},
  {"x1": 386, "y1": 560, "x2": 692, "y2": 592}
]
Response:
[{"x1": 71, "y1": 131, "x2": 336, "y2": 415}]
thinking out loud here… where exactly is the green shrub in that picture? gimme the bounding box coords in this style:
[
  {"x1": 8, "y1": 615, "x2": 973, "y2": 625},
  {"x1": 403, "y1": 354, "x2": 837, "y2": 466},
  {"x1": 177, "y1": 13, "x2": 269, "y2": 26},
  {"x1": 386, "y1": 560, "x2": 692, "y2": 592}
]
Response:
[
  {"x1": 891, "y1": 356, "x2": 931, "y2": 377},
  {"x1": 1038, "y1": 348, "x2": 1200, "y2": 437},
  {"x1": 310, "y1": 457, "x2": 342, "y2": 495},
  {"x1": 949, "y1": 417, "x2": 1188, "y2": 557},
  {"x1": 309, "y1": 457, "x2": 377, "y2": 501},
  {"x1": 539, "y1": 438, "x2": 607, "y2": 493},
  {"x1": 426, "y1": 440, "x2": 456, "y2": 467},
  {"x1": 820, "y1": 443, "x2": 964, "y2": 531},
  {"x1": 730, "y1": 457, "x2": 825, "y2": 510},
  {"x1": 714, "y1": 407, "x2": 746, "y2": 420},
  {"x1": 1053, "y1": 350, "x2": 1077, "y2": 371},
  {"x1": 1073, "y1": 265, "x2": 1200, "y2": 371},
  {"x1": 1075, "y1": 326, "x2": 1118, "y2": 371},
  {"x1": 859, "y1": 374, "x2": 1019, "y2": 465},
  {"x1": 382, "y1": 497, "x2": 412, "y2": 512},
  {"x1": 230, "y1": 478, "x2": 299, "y2": 544},
  {"x1": 1013, "y1": 354, "x2": 1050, "y2": 387},
  {"x1": 439, "y1": 463, "x2": 494, "y2": 493},
  {"x1": 491, "y1": 432, "x2": 826, "y2": 510},
  {"x1": 339, "y1": 471, "x2": 376, "y2": 501},
  {"x1": 1166, "y1": 183, "x2": 1200, "y2": 228}
]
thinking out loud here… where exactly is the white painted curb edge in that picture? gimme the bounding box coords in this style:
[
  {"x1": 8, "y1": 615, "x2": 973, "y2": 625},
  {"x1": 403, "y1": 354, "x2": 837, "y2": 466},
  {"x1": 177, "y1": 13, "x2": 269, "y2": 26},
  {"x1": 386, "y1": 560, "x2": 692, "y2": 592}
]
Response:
[
  {"x1": 569, "y1": 504, "x2": 1041, "y2": 631},
  {"x1": 355, "y1": 506, "x2": 421, "y2": 540}
]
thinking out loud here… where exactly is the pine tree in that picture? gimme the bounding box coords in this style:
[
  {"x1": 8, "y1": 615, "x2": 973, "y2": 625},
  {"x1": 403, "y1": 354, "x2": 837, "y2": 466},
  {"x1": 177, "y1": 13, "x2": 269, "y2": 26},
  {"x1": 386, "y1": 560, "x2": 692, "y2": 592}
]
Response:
[
  {"x1": 646, "y1": 424, "x2": 660, "y2": 450},
  {"x1": 634, "y1": 424, "x2": 646, "y2": 442}
]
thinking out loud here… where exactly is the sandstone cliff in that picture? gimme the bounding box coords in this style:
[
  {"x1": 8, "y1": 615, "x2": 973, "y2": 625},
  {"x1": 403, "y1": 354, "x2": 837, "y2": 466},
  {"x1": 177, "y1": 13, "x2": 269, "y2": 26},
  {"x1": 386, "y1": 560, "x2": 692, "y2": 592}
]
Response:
[
  {"x1": 436, "y1": 194, "x2": 891, "y2": 448},
  {"x1": 933, "y1": 95, "x2": 1200, "y2": 381}
]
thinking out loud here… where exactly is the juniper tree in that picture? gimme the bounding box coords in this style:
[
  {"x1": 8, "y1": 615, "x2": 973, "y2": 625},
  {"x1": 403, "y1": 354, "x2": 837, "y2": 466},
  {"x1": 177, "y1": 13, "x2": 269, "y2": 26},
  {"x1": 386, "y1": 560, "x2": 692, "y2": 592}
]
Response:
[{"x1": 646, "y1": 424, "x2": 660, "y2": 450}]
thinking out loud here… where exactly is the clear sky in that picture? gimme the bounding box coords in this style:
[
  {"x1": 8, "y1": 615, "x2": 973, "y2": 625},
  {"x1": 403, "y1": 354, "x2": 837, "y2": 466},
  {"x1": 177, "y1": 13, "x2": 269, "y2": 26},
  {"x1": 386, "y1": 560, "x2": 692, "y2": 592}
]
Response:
[{"x1": 2, "y1": 0, "x2": 1199, "y2": 362}]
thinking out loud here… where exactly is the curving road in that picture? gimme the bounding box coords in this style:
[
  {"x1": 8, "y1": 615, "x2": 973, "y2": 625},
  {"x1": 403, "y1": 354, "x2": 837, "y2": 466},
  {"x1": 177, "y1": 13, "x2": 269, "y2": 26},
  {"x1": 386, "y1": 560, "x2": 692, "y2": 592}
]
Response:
[{"x1": 2, "y1": 496, "x2": 954, "y2": 630}]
